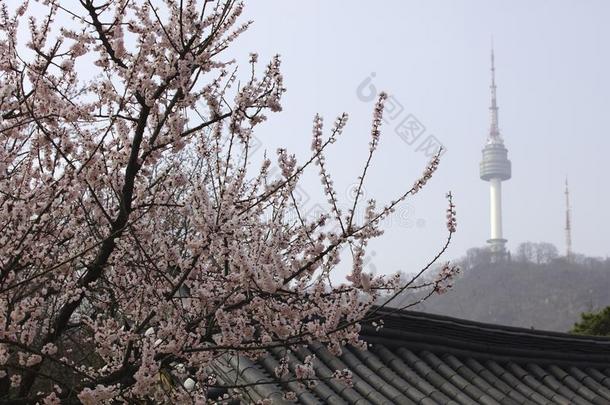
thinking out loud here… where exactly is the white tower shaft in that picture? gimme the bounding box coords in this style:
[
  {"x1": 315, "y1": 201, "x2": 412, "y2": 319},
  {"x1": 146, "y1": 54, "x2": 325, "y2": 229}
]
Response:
[{"x1": 490, "y1": 178, "x2": 503, "y2": 240}]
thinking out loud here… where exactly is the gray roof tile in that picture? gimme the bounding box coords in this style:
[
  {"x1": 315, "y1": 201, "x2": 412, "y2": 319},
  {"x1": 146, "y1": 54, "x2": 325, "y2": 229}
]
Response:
[
  {"x1": 214, "y1": 309, "x2": 610, "y2": 404},
  {"x1": 572, "y1": 370, "x2": 610, "y2": 402}
]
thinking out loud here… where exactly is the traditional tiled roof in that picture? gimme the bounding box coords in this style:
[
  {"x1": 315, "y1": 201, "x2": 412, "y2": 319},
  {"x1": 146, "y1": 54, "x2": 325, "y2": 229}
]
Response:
[{"x1": 212, "y1": 308, "x2": 610, "y2": 404}]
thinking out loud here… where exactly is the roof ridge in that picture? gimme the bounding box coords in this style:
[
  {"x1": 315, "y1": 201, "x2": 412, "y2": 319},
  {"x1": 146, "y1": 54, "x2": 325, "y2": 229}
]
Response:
[{"x1": 370, "y1": 307, "x2": 610, "y2": 343}]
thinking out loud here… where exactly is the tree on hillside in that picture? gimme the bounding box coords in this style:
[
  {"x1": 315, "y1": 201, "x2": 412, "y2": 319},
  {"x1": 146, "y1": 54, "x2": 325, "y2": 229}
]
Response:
[
  {"x1": 515, "y1": 242, "x2": 558, "y2": 264},
  {"x1": 571, "y1": 307, "x2": 610, "y2": 336},
  {"x1": 462, "y1": 246, "x2": 492, "y2": 269},
  {"x1": 0, "y1": 1, "x2": 457, "y2": 403}
]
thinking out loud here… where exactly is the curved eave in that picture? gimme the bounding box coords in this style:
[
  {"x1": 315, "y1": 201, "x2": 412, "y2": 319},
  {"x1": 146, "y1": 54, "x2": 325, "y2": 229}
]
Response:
[{"x1": 363, "y1": 308, "x2": 610, "y2": 368}]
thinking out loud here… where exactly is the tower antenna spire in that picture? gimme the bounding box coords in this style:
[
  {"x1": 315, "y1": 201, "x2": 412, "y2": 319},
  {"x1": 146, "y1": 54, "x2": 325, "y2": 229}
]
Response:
[
  {"x1": 489, "y1": 45, "x2": 500, "y2": 139},
  {"x1": 565, "y1": 178, "x2": 573, "y2": 261}
]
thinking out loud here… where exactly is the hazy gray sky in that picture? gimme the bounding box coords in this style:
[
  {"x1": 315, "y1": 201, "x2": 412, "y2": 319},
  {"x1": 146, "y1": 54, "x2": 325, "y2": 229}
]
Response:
[{"x1": 228, "y1": 0, "x2": 610, "y2": 277}]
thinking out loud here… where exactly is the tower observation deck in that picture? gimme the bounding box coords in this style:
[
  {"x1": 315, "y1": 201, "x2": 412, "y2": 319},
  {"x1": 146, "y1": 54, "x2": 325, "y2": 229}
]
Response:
[{"x1": 480, "y1": 49, "x2": 511, "y2": 256}]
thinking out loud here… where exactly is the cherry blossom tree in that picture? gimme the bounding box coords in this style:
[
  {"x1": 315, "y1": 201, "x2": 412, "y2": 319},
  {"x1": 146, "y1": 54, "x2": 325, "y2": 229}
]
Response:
[{"x1": 0, "y1": 1, "x2": 457, "y2": 403}]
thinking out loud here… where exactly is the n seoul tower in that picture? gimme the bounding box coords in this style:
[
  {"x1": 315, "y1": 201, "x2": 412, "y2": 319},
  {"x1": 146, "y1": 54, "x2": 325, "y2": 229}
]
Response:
[{"x1": 480, "y1": 48, "x2": 512, "y2": 257}]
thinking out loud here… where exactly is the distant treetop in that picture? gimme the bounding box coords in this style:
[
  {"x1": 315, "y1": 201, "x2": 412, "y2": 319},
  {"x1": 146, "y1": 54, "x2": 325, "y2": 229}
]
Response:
[{"x1": 571, "y1": 307, "x2": 610, "y2": 337}]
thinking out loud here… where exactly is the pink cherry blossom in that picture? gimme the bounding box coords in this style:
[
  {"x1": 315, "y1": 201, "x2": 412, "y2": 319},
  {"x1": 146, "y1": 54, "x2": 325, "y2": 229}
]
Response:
[{"x1": 0, "y1": 1, "x2": 455, "y2": 402}]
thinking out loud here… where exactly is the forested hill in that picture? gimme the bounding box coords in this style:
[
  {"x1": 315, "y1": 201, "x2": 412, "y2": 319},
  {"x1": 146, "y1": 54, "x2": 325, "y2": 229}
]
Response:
[{"x1": 404, "y1": 244, "x2": 610, "y2": 332}]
